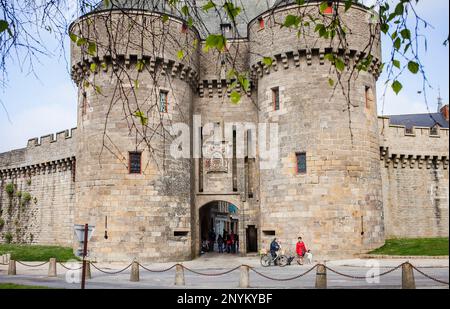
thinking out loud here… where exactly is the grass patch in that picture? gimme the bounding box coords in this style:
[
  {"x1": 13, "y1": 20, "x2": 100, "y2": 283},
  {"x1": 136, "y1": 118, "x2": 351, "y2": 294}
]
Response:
[
  {"x1": 0, "y1": 283, "x2": 53, "y2": 289},
  {"x1": 0, "y1": 244, "x2": 79, "y2": 262},
  {"x1": 370, "y1": 238, "x2": 449, "y2": 256}
]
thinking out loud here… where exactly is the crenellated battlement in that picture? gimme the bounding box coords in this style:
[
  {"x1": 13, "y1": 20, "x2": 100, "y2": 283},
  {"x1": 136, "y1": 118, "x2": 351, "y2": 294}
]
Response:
[
  {"x1": 378, "y1": 116, "x2": 449, "y2": 169},
  {"x1": 250, "y1": 48, "x2": 382, "y2": 81},
  {"x1": 197, "y1": 79, "x2": 252, "y2": 99},
  {"x1": 71, "y1": 56, "x2": 199, "y2": 90},
  {"x1": 27, "y1": 128, "x2": 77, "y2": 148}
]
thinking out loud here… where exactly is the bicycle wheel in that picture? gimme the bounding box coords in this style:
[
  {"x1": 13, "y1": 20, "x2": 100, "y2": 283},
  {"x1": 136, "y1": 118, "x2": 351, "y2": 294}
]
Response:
[
  {"x1": 278, "y1": 255, "x2": 289, "y2": 267},
  {"x1": 260, "y1": 255, "x2": 272, "y2": 267}
]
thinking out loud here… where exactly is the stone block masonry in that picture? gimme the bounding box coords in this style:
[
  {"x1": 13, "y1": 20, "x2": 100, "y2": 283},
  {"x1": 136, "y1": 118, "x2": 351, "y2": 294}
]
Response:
[{"x1": 0, "y1": 129, "x2": 76, "y2": 245}]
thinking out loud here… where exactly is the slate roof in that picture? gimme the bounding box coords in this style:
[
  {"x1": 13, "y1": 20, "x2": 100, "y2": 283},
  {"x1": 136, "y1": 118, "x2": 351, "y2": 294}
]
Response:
[
  {"x1": 387, "y1": 113, "x2": 449, "y2": 129},
  {"x1": 93, "y1": 0, "x2": 278, "y2": 38}
]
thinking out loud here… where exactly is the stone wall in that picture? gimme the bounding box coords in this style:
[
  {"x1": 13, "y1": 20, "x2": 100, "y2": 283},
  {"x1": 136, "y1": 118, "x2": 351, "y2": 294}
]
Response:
[
  {"x1": 0, "y1": 129, "x2": 76, "y2": 245},
  {"x1": 379, "y1": 117, "x2": 449, "y2": 238}
]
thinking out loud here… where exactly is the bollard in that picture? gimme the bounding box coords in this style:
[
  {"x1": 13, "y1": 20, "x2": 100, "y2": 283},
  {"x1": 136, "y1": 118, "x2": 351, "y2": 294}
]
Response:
[
  {"x1": 130, "y1": 261, "x2": 140, "y2": 282},
  {"x1": 315, "y1": 264, "x2": 327, "y2": 289},
  {"x1": 48, "y1": 258, "x2": 57, "y2": 277},
  {"x1": 6, "y1": 253, "x2": 11, "y2": 263},
  {"x1": 8, "y1": 260, "x2": 16, "y2": 276},
  {"x1": 85, "y1": 261, "x2": 92, "y2": 279},
  {"x1": 239, "y1": 265, "x2": 250, "y2": 288},
  {"x1": 402, "y1": 262, "x2": 416, "y2": 289},
  {"x1": 175, "y1": 264, "x2": 185, "y2": 286}
]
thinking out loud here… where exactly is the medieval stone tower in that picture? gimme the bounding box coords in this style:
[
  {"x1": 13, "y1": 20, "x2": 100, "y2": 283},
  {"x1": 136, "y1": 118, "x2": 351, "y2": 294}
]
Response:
[{"x1": 6, "y1": 0, "x2": 447, "y2": 263}]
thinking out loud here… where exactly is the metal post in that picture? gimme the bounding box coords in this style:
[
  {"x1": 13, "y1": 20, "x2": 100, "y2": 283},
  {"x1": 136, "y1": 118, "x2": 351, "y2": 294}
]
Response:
[{"x1": 81, "y1": 223, "x2": 88, "y2": 289}]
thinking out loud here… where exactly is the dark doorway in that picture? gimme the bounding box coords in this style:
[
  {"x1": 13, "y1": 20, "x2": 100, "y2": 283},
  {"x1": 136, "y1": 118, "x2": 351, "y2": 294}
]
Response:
[
  {"x1": 246, "y1": 225, "x2": 258, "y2": 253},
  {"x1": 199, "y1": 201, "x2": 239, "y2": 255}
]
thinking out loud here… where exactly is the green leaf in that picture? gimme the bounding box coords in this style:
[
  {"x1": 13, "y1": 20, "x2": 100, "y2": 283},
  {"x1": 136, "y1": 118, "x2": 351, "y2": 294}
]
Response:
[
  {"x1": 162, "y1": 14, "x2": 169, "y2": 23},
  {"x1": 177, "y1": 50, "x2": 184, "y2": 60},
  {"x1": 328, "y1": 78, "x2": 334, "y2": 87},
  {"x1": 380, "y1": 23, "x2": 389, "y2": 34},
  {"x1": 344, "y1": 0, "x2": 352, "y2": 12},
  {"x1": 394, "y1": 3, "x2": 404, "y2": 16},
  {"x1": 230, "y1": 91, "x2": 241, "y2": 104},
  {"x1": 136, "y1": 60, "x2": 145, "y2": 71},
  {"x1": 202, "y1": 1, "x2": 215, "y2": 12},
  {"x1": 393, "y1": 37, "x2": 401, "y2": 50},
  {"x1": 95, "y1": 85, "x2": 103, "y2": 95},
  {"x1": 181, "y1": 5, "x2": 189, "y2": 16},
  {"x1": 101, "y1": 62, "x2": 107, "y2": 69},
  {"x1": 392, "y1": 59, "x2": 401, "y2": 69},
  {"x1": 103, "y1": 0, "x2": 110, "y2": 7},
  {"x1": 90, "y1": 63, "x2": 97, "y2": 73},
  {"x1": 204, "y1": 34, "x2": 227, "y2": 52},
  {"x1": 319, "y1": 1, "x2": 330, "y2": 13},
  {"x1": 69, "y1": 32, "x2": 78, "y2": 43},
  {"x1": 223, "y1": 2, "x2": 241, "y2": 22},
  {"x1": 400, "y1": 29, "x2": 411, "y2": 40},
  {"x1": 283, "y1": 15, "x2": 301, "y2": 28},
  {"x1": 262, "y1": 57, "x2": 273, "y2": 67},
  {"x1": 407, "y1": 61, "x2": 419, "y2": 74},
  {"x1": 0, "y1": 20, "x2": 9, "y2": 34},
  {"x1": 77, "y1": 37, "x2": 87, "y2": 47},
  {"x1": 392, "y1": 80, "x2": 403, "y2": 95},
  {"x1": 134, "y1": 80, "x2": 139, "y2": 89},
  {"x1": 335, "y1": 57, "x2": 345, "y2": 72},
  {"x1": 133, "y1": 111, "x2": 148, "y2": 126},
  {"x1": 88, "y1": 42, "x2": 97, "y2": 56}
]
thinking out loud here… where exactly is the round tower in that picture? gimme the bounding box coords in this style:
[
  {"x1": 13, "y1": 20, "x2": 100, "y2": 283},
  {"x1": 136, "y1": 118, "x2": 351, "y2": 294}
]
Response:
[
  {"x1": 249, "y1": 1, "x2": 385, "y2": 258},
  {"x1": 70, "y1": 5, "x2": 199, "y2": 262}
]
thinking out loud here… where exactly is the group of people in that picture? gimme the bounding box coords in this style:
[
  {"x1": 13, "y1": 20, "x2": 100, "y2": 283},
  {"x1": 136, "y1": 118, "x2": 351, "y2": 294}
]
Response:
[
  {"x1": 201, "y1": 229, "x2": 239, "y2": 254},
  {"x1": 270, "y1": 236, "x2": 310, "y2": 265}
]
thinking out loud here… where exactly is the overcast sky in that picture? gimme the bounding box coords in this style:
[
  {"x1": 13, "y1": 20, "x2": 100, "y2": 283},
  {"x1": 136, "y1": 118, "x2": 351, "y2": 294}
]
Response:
[{"x1": 0, "y1": 0, "x2": 448, "y2": 153}]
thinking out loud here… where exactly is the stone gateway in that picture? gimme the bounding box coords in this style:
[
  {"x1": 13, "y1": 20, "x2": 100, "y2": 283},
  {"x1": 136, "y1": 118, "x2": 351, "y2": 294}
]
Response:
[{"x1": 0, "y1": 0, "x2": 448, "y2": 262}]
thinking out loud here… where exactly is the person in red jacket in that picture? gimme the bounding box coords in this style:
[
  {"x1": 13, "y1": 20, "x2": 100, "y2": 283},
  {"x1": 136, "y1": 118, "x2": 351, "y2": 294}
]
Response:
[{"x1": 296, "y1": 237, "x2": 308, "y2": 265}]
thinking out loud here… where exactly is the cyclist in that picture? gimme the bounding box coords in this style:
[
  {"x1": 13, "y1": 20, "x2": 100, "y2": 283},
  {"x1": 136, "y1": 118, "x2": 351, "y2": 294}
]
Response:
[{"x1": 270, "y1": 238, "x2": 280, "y2": 263}]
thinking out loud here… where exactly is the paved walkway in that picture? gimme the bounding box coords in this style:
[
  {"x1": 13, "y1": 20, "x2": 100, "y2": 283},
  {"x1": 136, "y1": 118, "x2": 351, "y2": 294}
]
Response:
[{"x1": 0, "y1": 254, "x2": 448, "y2": 289}]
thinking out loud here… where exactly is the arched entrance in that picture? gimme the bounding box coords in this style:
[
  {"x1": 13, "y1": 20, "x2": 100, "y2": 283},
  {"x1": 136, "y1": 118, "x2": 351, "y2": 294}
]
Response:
[{"x1": 199, "y1": 200, "x2": 240, "y2": 255}]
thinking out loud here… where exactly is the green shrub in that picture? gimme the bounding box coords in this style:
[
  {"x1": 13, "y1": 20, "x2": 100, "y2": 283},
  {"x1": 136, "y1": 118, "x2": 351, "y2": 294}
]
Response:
[
  {"x1": 22, "y1": 192, "x2": 32, "y2": 205},
  {"x1": 5, "y1": 183, "x2": 14, "y2": 197},
  {"x1": 4, "y1": 232, "x2": 13, "y2": 244}
]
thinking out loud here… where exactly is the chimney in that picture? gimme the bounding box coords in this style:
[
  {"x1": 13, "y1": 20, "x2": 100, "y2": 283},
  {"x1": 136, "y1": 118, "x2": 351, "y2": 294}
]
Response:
[
  {"x1": 437, "y1": 88, "x2": 443, "y2": 113},
  {"x1": 440, "y1": 104, "x2": 449, "y2": 122}
]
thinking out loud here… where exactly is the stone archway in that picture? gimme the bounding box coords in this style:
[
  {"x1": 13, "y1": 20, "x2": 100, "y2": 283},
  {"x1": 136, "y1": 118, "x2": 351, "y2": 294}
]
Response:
[{"x1": 197, "y1": 199, "x2": 241, "y2": 256}]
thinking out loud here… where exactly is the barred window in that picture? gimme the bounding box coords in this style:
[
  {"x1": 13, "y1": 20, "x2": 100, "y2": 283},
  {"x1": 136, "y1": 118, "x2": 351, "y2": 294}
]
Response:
[
  {"x1": 272, "y1": 87, "x2": 280, "y2": 111},
  {"x1": 296, "y1": 152, "x2": 307, "y2": 174},
  {"x1": 159, "y1": 90, "x2": 168, "y2": 113},
  {"x1": 129, "y1": 152, "x2": 142, "y2": 174}
]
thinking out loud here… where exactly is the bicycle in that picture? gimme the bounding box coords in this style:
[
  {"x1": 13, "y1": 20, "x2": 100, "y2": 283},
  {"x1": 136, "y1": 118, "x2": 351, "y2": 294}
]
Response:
[{"x1": 260, "y1": 250, "x2": 289, "y2": 267}]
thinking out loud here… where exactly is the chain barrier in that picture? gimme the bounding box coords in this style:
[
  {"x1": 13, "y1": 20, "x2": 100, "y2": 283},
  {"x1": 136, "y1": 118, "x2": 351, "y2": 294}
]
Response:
[
  {"x1": 182, "y1": 264, "x2": 242, "y2": 277},
  {"x1": 322, "y1": 263, "x2": 405, "y2": 280},
  {"x1": 138, "y1": 263, "x2": 177, "y2": 273},
  {"x1": 90, "y1": 262, "x2": 133, "y2": 275},
  {"x1": 16, "y1": 261, "x2": 49, "y2": 267},
  {"x1": 58, "y1": 262, "x2": 83, "y2": 271},
  {"x1": 2, "y1": 259, "x2": 448, "y2": 286},
  {"x1": 250, "y1": 264, "x2": 317, "y2": 281},
  {"x1": 410, "y1": 264, "x2": 449, "y2": 285}
]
